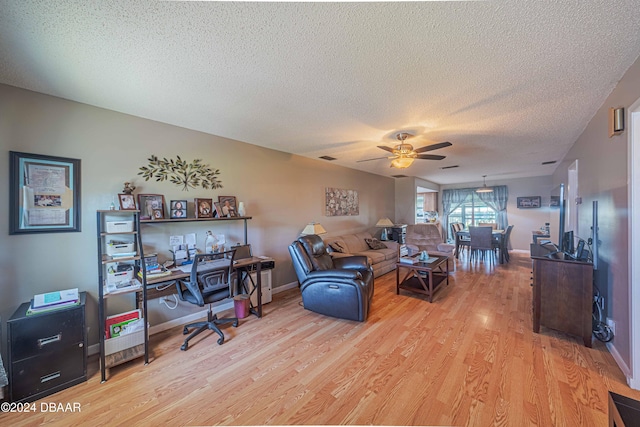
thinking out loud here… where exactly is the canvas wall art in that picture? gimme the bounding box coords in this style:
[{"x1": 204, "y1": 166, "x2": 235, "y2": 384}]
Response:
[{"x1": 325, "y1": 188, "x2": 359, "y2": 216}]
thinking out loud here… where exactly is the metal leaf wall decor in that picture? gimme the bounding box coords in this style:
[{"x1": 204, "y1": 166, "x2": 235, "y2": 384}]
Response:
[{"x1": 138, "y1": 155, "x2": 223, "y2": 191}]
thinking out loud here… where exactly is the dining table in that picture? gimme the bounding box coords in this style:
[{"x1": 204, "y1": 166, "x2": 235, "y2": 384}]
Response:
[{"x1": 455, "y1": 229, "x2": 508, "y2": 264}]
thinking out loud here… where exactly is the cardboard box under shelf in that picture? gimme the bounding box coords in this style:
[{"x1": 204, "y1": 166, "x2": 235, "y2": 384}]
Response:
[
  {"x1": 104, "y1": 326, "x2": 146, "y2": 368},
  {"x1": 104, "y1": 344, "x2": 145, "y2": 369}
]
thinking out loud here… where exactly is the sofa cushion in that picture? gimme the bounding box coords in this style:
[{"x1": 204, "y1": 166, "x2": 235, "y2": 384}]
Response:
[
  {"x1": 329, "y1": 240, "x2": 347, "y2": 253},
  {"x1": 353, "y1": 250, "x2": 385, "y2": 264},
  {"x1": 341, "y1": 233, "x2": 370, "y2": 253},
  {"x1": 378, "y1": 246, "x2": 399, "y2": 261},
  {"x1": 365, "y1": 237, "x2": 387, "y2": 250}
]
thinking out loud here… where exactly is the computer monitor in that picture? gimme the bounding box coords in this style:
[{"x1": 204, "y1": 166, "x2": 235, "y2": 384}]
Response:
[
  {"x1": 563, "y1": 230, "x2": 574, "y2": 254},
  {"x1": 231, "y1": 244, "x2": 252, "y2": 260}
]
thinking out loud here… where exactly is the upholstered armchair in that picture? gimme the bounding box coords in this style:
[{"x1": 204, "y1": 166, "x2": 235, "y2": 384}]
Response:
[
  {"x1": 405, "y1": 223, "x2": 456, "y2": 267},
  {"x1": 288, "y1": 234, "x2": 374, "y2": 321}
]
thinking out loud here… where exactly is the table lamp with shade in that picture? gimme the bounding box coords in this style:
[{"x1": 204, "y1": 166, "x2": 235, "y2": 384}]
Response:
[
  {"x1": 376, "y1": 217, "x2": 394, "y2": 240},
  {"x1": 301, "y1": 222, "x2": 327, "y2": 236}
]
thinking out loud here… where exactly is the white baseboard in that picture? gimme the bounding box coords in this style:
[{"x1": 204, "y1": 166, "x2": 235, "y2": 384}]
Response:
[
  {"x1": 607, "y1": 340, "x2": 634, "y2": 382},
  {"x1": 274, "y1": 281, "x2": 299, "y2": 293},
  {"x1": 88, "y1": 283, "x2": 300, "y2": 356}
]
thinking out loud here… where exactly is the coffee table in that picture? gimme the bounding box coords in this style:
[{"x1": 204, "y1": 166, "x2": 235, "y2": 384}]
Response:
[{"x1": 396, "y1": 255, "x2": 449, "y2": 302}]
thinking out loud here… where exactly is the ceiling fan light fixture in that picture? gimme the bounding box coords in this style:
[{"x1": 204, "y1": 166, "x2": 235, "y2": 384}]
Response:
[
  {"x1": 476, "y1": 175, "x2": 494, "y2": 193},
  {"x1": 390, "y1": 157, "x2": 415, "y2": 168}
]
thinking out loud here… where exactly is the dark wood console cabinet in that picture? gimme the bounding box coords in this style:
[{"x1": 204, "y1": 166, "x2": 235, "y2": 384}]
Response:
[
  {"x1": 531, "y1": 244, "x2": 593, "y2": 347},
  {"x1": 7, "y1": 292, "x2": 87, "y2": 402}
]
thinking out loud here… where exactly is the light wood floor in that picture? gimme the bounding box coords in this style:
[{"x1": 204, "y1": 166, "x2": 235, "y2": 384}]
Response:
[{"x1": 4, "y1": 252, "x2": 640, "y2": 426}]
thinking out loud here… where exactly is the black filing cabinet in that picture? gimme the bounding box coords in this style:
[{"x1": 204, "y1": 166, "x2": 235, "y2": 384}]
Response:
[{"x1": 7, "y1": 292, "x2": 87, "y2": 402}]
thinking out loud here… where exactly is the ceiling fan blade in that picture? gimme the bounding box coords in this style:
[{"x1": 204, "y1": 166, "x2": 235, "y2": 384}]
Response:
[
  {"x1": 356, "y1": 156, "x2": 393, "y2": 163},
  {"x1": 377, "y1": 145, "x2": 395, "y2": 153},
  {"x1": 414, "y1": 141, "x2": 452, "y2": 153},
  {"x1": 416, "y1": 154, "x2": 446, "y2": 160}
]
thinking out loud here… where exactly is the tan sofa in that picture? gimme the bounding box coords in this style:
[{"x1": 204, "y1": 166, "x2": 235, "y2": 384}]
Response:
[
  {"x1": 324, "y1": 232, "x2": 399, "y2": 278},
  {"x1": 405, "y1": 223, "x2": 456, "y2": 268}
]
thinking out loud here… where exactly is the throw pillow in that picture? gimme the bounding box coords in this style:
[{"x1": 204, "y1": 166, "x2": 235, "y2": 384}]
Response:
[
  {"x1": 365, "y1": 238, "x2": 387, "y2": 250},
  {"x1": 329, "y1": 241, "x2": 346, "y2": 253}
]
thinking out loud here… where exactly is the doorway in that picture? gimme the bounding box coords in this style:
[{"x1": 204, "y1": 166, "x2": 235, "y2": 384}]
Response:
[
  {"x1": 567, "y1": 160, "x2": 579, "y2": 234},
  {"x1": 629, "y1": 98, "x2": 640, "y2": 390}
]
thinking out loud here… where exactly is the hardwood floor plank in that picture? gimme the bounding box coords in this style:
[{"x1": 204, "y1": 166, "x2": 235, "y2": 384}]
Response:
[{"x1": 2, "y1": 253, "x2": 640, "y2": 426}]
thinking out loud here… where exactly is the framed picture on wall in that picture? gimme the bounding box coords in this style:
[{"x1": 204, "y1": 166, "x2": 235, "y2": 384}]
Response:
[
  {"x1": 9, "y1": 151, "x2": 81, "y2": 234},
  {"x1": 517, "y1": 196, "x2": 541, "y2": 209}
]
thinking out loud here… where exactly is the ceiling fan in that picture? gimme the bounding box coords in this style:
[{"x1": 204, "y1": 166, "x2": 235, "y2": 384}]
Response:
[{"x1": 357, "y1": 132, "x2": 452, "y2": 168}]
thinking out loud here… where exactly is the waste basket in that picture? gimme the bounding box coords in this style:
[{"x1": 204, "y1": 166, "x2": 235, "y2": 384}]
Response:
[{"x1": 234, "y1": 294, "x2": 250, "y2": 319}]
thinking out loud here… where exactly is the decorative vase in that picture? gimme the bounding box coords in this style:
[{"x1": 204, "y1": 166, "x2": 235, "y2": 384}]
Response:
[{"x1": 237, "y1": 202, "x2": 246, "y2": 217}]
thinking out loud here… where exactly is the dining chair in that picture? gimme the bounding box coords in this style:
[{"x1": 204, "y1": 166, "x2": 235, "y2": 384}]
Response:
[
  {"x1": 469, "y1": 226, "x2": 495, "y2": 264},
  {"x1": 452, "y1": 223, "x2": 470, "y2": 257},
  {"x1": 501, "y1": 225, "x2": 514, "y2": 262},
  {"x1": 478, "y1": 222, "x2": 498, "y2": 230}
]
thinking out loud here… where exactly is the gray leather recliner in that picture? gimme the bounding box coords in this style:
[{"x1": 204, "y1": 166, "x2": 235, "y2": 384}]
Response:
[{"x1": 288, "y1": 234, "x2": 374, "y2": 321}]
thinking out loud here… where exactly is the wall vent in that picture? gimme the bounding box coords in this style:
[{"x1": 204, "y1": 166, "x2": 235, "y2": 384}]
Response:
[
  {"x1": 391, "y1": 174, "x2": 408, "y2": 178},
  {"x1": 319, "y1": 155, "x2": 337, "y2": 161},
  {"x1": 440, "y1": 165, "x2": 459, "y2": 169},
  {"x1": 542, "y1": 160, "x2": 557, "y2": 165}
]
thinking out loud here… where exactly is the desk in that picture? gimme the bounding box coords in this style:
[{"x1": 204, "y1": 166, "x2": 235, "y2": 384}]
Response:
[
  {"x1": 456, "y1": 230, "x2": 507, "y2": 263},
  {"x1": 144, "y1": 257, "x2": 267, "y2": 318},
  {"x1": 609, "y1": 391, "x2": 640, "y2": 426}
]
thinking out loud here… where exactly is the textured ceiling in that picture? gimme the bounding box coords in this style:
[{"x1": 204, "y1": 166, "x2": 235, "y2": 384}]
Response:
[{"x1": 1, "y1": 1, "x2": 640, "y2": 185}]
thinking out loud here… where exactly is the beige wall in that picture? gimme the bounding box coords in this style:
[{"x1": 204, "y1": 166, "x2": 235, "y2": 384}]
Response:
[
  {"x1": 0, "y1": 84, "x2": 395, "y2": 347},
  {"x1": 552, "y1": 55, "x2": 640, "y2": 371}
]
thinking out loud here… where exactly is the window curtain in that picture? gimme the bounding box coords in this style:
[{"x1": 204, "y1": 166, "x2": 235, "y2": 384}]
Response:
[
  {"x1": 477, "y1": 185, "x2": 509, "y2": 230},
  {"x1": 442, "y1": 188, "x2": 474, "y2": 240}
]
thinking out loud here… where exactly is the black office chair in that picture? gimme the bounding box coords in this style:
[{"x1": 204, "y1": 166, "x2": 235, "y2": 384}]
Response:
[{"x1": 175, "y1": 249, "x2": 237, "y2": 350}]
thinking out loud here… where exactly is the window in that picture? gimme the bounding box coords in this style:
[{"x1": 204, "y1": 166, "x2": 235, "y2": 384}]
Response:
[{"x1": 447, "y1": 194, "x2": 497, "y2": 239}]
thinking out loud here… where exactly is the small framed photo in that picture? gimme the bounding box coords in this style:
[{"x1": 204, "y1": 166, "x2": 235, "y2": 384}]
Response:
[
  {"x1": 213, "y1": 201, "x2": 224, "y2": 218},
  {"x1": 118, "y1": 194, "x2": 136, "y2": 210},
  {"x1": 170, "y1": 200, "x2": 187, "y2": 219},
  {"x1": 195, "y1": 198, "x2": 213, "y2": 218},
  {"x1": 218, "y1": 196, "x2": 237, "y2": 217},
  {"x1": 138, "y1": 194, "x2": 166, "y2": 220},
  {"x1": 517, "y1": 196, "x2": 541, "y2": 209}
]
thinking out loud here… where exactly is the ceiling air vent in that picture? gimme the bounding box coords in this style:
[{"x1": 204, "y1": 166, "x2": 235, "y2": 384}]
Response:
[
  {"x1": 319, "y1": 155, "x2": 337, "y2": 161},
  {"x1": 542, "y1": 160, "x2": 557, "y2": 165},
  {"x1": 391, "y1": 174, "x2": 408, "y2": 178},
  {"x1": 440, "y1": 165, "x2": 459, "y2": 169}
]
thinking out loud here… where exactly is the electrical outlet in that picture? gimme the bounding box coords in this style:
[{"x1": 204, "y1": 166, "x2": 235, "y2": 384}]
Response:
[{"x1": 606, "y1": 318, "x2": 616, "y2": 336}]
